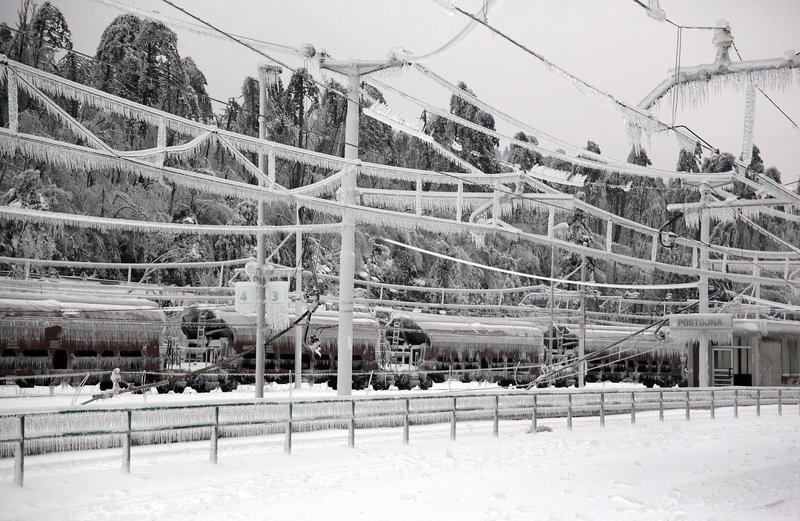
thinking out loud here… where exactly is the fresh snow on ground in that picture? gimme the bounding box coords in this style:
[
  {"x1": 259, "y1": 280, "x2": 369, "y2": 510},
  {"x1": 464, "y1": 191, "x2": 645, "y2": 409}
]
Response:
[{"x1": 1, "y1": 385, "x2": 798, "y2": 521}]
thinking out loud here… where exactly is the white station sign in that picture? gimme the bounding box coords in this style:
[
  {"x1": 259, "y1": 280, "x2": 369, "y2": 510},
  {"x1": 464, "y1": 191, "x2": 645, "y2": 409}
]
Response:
[{"x1": 668, "y1": 313, "x2": 733, "y2": 331}]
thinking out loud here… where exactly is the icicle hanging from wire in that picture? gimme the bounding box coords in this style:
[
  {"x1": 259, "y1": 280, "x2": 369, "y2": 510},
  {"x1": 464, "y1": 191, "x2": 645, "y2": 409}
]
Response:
[
  {"x1": 9, "y1": 58, "x2": 202, "y2": 137},
  {"x1": 646, "y1": 60, "x2": 798, "y2": 113},
  {"x1": 157, "y1": 117, "x2": 167, "y2": 166},
  {"x1": 15, "y1": 72, "x2": 114, "y2": 152},
  {"x1": 0, "y1": 130, "x2": 288, "y2": 205},
  {"x1": 7, "y1": 67, "x2": 17, "y2": 133},
  {"x1": 5, "y1": 56, "x2": 734, "y2": 193},
  {"x1": 741, "y1": 75, "x2": 756, "y2": 167},
  {"x1": 4, "y1": 57, "x2": 357, "y2": 176},
  {"x1": 291, "y1": 166, "x2": 353, "y2": 197},
  {"x1": 680, "y1": 203, "x2": 765, "y2": 229},
  {"x1": 503, "y1": 162, "x2": 586, "y2": 188},
  {"x1": 0, "y1": 129, "x2": 516, "y2": 236},
  {"x1": 369, "y1": 77, "x2": 732, "y2": 186},
  {"x1": 0, "y1": 205, "x2": 342, "y2": 236},
  {"x1": 0, "y1": 254, "x2": 252, "y2": 270},
  {"x1": 361, "y1": 91, "x2": 479, "y2": 174},
  {"x1": 369, "y1": 102, "x2": 425, "y2": 132}
]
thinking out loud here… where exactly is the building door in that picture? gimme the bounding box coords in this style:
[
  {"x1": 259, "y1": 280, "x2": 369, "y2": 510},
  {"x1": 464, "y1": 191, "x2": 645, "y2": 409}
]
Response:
[
  {"x1": 733, "y1": 346, "x2": 752, "y2": 386},
  {"x1": 712, "y1": 348, "x2": 734, "y2": 386},
  {"x1": 53, "y1": 349, "x2": 68, "y2": 370}
]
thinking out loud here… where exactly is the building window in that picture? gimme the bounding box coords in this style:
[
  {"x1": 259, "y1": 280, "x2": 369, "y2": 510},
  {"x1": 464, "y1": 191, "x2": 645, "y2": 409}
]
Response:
[{"x1": 782, "y1": 339, "x2": 799, "y2": 375}]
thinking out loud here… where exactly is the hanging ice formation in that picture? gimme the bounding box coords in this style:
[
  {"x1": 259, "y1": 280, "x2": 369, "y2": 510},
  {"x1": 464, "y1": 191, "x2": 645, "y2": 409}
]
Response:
[
  {"x1": 369, "y1": 76, "x2": 731, "y2": 186},
  {"x1": 2, "y1": 55, "x2": 796, "y2": 291},
  {"x1": 646, "y1": 0, "x2": 666, "y2": 22},
  {"x1": 639, "y1": 22, "x2": 799, "y2": 112},
  {"x1": 741, "y1": 76, "x2": 756, "y2": 167}
]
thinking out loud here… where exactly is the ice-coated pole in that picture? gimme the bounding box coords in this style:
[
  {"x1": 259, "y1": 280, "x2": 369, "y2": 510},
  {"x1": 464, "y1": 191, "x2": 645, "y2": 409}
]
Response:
[
  {"x1": 698, "y1": 183, "x2": 710, "y2": 387},
  {"x1": 318, "y1": 55, "x2": 403, "y2": 396},
  {"x1": 294, "y1": 203, "x2": 303, "y2": 389},
  {"x1": 256, "y1": 64, "x2": 282, "y2": 398},
  {"x1": 336, "y1": 68, "x2": 360, "y2": 396}
]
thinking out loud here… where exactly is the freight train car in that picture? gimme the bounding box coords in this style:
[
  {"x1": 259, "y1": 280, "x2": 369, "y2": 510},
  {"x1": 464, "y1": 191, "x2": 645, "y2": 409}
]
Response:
[
  {"x1": 0, "y1": 296, "x2": 164, "y2": 386},
  {"x1": 571, "y1": 324, "x2": 684, "y2": 387},
  {"x1": 191, "y1": 308, "x2": 381, "y2": 387},
  {"x1": 383, "y1": 312, "x2": 546, "y2": 385}
]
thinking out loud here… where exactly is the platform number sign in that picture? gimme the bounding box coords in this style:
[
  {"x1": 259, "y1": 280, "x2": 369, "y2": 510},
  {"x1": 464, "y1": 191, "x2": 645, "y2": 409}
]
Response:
[
  {"x1": 235, "y1": 281, "x2": 289, "y2": 328},
  {"x1": 266, "y1": 281, "x2": 290, "y2": 328},
  {"x1": 235, "y1": 282, "x2": 256, "y2": 315},
  {"x1": 268, "y1": 281, "x2": 288, "y2": 305}
]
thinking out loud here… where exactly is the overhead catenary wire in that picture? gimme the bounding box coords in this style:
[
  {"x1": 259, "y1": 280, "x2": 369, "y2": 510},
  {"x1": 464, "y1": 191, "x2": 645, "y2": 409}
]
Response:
[
  {"x1": 91, "y1": 0, "x2": 303, "y2": 56},
  {"x1": 450, "y1": 4, "x2": 671, "y2": 136},
  {"x1": 3, "y1": 6, "x2": 796, "y2": 380},
  {"x1": 92, "y1": 0, "x2": 780, "y2": 194},
  {"x1": 530, "y1": 289, "x2": 726, "y2": 387},
  {"x1": 0, "y1": 25, "x2": 338, "y2": 144},
  {"x1": 448, "y1": 2, "x2": 800, "y2": 201},
  {"x1": 3, "y1": 62, "x2": 796, "y2": 291},
  {"x1": 628, "y1": 0, "x2": 725, "y2": 30},
  {"x1": 90, "y1": 0, "x2": 800, "y2": 196},
  {"x1": 381, "y1": 236, "x2": 699, "y2": 291},
  {"x1": 3, "y1": 21, "x2": 796, "y2": 292},
  {"x1": 156, "y1": 0, "x2": 741, "y2": 185}
]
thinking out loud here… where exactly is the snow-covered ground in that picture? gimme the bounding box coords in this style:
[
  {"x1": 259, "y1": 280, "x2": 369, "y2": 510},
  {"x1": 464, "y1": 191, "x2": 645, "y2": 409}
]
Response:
[
  {"x1": 1, "y1": 388, "x2": 798, "y2": 521},
  {"x1": 0, "y1": 379, "x2": 647, "y2": 411},
  {"x1": 0, "y1": 379, "x2": 511, "y2": 411}
]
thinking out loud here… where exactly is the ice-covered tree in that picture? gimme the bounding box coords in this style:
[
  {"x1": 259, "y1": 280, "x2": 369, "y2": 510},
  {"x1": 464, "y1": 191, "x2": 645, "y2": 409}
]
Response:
[
  {"x1": 676, "y1": 142, "x2": 702, "y2": 173},
  {"x1": 509, "y1": 132, "x2": 542, "y2": 172},
  {"x1": 181, "y1": 56, "x2": 213, "y2": 122},
  {"x1": 429, "y1": 81, "x2": 500, "y2": 173},
  {"x1": 0, "y1": 170, "x2": 66, "y2": 271},
  {"x1": 2, "y1": 1, "x2": 71, "y2": 70},
  {"x1": 29, "y1": 1, "x2": 71, "y2": 70}
]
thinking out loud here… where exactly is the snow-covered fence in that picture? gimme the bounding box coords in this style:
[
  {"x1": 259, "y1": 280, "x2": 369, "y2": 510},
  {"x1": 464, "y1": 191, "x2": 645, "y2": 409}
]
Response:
[{"x1": 1, "y1": 387, "x2": 799, "y2": 487}]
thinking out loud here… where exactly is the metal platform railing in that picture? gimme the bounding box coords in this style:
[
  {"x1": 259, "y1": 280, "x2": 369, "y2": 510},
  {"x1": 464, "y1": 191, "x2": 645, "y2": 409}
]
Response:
[{"x1": 1, "y1": 386, "x2": 799, "y2": 487}]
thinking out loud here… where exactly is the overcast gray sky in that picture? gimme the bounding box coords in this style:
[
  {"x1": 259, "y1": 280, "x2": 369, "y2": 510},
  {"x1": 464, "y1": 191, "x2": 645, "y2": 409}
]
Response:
[{"x1": 3, "y1": 0, "x2": 799, "y2": 182}]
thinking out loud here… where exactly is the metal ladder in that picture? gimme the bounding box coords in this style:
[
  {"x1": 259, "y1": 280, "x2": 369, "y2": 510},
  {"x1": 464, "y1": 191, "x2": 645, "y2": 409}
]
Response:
[
  {"x1": 195, "y1": 314, "x2": 207, "y2": 363},
  {"x1": 389, "y1": 322, "x2": 402, "y2": 371}
]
